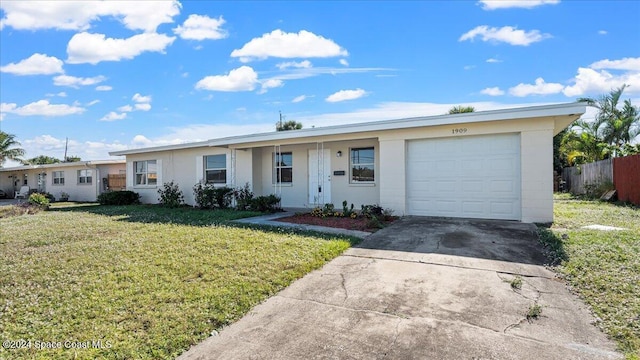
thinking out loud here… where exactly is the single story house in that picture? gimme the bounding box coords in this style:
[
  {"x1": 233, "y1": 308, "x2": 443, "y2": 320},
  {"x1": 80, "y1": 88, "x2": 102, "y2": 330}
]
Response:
[
  {"x1": 0, "y1": 160, "x2": 126, "y2": 202},
  {"x1": 110, "y1": 103, "x2": 586, "y2": 223}
]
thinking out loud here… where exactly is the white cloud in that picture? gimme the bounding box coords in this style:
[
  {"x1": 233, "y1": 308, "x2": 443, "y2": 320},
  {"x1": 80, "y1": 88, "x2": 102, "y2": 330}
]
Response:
[
  {"x1": 231, "y1": 29, "x2": 348, "y2": 62},
  {"x1": 100, "y1": 112, "x2": 128, "y2": 121},
  {"x1": 86, "y1": 100, "x2": 100, "y2": 106},
  {"x1": 326, "y1": 88, "x2": 367, "y2": 103},
  {"x1": 463, "y1": 65, "x2": 476, "y2": 70},
  {"x1": 276, "y1": 60, "x2": 312, "y2": 70},
  {"x1": 132, "y1": 135, "x2": 153, "y2": 146},
  {"x1": 459, "y1": 25, "x2": 551, "y2": 46},
  {"x1": 134, "y1": 103, "x2": 151, "y2": 111},
  {"x1": 57, "y1": 92, "x2": 67, "y2": 97},
  {"x1": 478, "y1": 0, "x2": 559, "y2": 10},
  {"x1": 173, "y1": 14, "x2": 227, "y2": 40},
  {"x1": 0, "y1": 100, "x2": 85, "y2": 117},
  {"x1": 0, "y1": 53, "x2": 64, "y2": 75},
  {"x1": 259, "y1": 79, "x2": 284, "y2": 94},
  {"x1": 96, "y1": 85, "x2": 112, "y2": 91},
  {"x1": 292, "y1": 95, "x2": 307, "y2": 103},
  {"x1": 132, "y1": 93, "x2": 152, "y2": 103},
  {"x1": 15, "y1": 135, "x2": 128, "y2": 164},
  {"x1": 53, "y1": 74, "x2": 106, "y2": 88},
  {"x1": 563, "y1": 68, "x2": 640, "y2": 97},
  {"x1": 340, "y1": 59, "x2": 349, "y2": 66},
  {"x1": 486, "y1": 58, "x2": 502, "y2": 63},
  {"x1": 509, "y1": 77, "x2": 564, "y2": 96},
  {"x1": 117, "y1": 105, "x2": 133, "y2": 112},
  {"x1": 195, "y1": 66, "x2": 259, "y2": 92},
  {"x1": 480, "y1": 87, "x2": 505, "y2": 96},
  {"x1": 598, "y1": 30, "x2": 608, "y2": 35},
  {"x1": 0, "y1": 1, "x2": 180, "y2": 32},
  {"x1": 589, "y1": 57, "x2": 640, "y2": 71},
  {"x1": 67, "y1": 32, "x2": 176, "y2": 64}
]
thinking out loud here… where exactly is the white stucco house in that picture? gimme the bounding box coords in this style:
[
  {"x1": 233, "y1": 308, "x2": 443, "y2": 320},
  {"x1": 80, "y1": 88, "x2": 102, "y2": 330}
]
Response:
[
  {"x1": 0, "y1": 160, "x2": 126, "y2": 202},
  {"x1": 109, "y1": 103, "x2": 586, "y2": 223}
]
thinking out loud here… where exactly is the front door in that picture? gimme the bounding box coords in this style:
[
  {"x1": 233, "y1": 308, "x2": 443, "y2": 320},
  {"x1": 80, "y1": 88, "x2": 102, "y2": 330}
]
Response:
[{"x1": 308, "y1": 149, "x2": 331, "y2": 205}]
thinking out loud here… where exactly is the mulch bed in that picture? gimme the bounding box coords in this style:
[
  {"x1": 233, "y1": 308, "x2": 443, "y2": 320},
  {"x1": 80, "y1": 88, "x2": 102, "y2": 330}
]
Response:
[{"x1": 276, "y1": 213, "x2": 397, "y2": 232}]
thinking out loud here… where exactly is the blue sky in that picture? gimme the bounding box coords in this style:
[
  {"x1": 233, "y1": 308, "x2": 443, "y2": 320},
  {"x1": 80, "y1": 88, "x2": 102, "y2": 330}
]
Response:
[{"x1": 1, "y1": 0, "x2": 639, "y2": 166}]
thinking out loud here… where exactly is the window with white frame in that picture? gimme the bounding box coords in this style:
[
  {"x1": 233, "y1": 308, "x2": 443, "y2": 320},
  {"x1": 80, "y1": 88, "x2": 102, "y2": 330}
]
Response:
[
  {"x1": 204, "y1": 155, "x2": 226, "y2": 184},
  {"x1": 134, "y1": 160, "x2": 157, "y2": 186},
  {"x1": 53, "y1": 171, "x2": 64, "y2": 185},
  {"x1": 273, "y1": 152, "x2": 293, "y2": 183},
  {"x1": 350, "y1": 147, "x2": 375, "y2": 183},
  {"x1": 78, "y1": 169, "x2": 92, "y2": 184}
]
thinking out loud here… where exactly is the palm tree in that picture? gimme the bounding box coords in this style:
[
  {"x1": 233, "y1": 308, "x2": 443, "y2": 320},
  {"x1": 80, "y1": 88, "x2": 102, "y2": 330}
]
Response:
[
  {"x1": 0, "y1": 131, "x2": 26, "y2": 167},
  {"x1": 448, "y1": 105, "x2": 475, "y2": 114},
  {"x1": 578, "y1": 85, "x2": 640, "y2": 153}
]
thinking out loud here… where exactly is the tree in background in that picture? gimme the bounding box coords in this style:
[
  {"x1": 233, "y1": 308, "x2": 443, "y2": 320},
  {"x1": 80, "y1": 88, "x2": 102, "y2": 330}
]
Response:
[
  {"x1": 276, "y1": 120, "x2": 303, "y2": 131},
  {"x1": 64, "y1": 156, "x2": 82, "y2": 162},
  {"x1": 21, "y1": 155, "x2": 61, "y2": 165},
  {"x1": 561, "y1": 85, "x2": 640, "y2": 166},
  {"x1": 448, "y1": 105, "x2": 475, "y2": 114},
  {"x1": 0, "y1": 131, "x2": 25, "y2": 167}
]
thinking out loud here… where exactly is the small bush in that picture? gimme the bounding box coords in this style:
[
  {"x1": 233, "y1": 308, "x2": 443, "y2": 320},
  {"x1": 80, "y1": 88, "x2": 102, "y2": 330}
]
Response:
[
  {"x1": 361, "y1": 204, "x2": 383, "y2": 218},
  {"x1": 97, "y1": 191, "x2": 141, "y2": 205},
  {"x1": 157, "y1": 181, "x2": 184, "y2": 208},
  {"x1": 234, "y1": 183, "x2": 254, "y2": 210},
  {"x1": 526, "y1": 304, "x2": 542, "y2": 321},
  {"x1": 28, "y1": 193, "x2": 50, "y2": 208},
  {"x1": 193, "y1": 183, "x2": 233, "y2": 209},
  {"x1": 251, "y1": 194, "x2": 281, "y2": 213}
]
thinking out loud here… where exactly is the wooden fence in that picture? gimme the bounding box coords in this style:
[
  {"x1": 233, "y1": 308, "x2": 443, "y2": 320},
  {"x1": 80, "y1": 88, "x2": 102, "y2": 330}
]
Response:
[
  {"x1": 613, "y1": 154, "x2": 640, "y2": 205},
  {"x1": 562, "y1": 159, "x2": 613, "y2": 195}
]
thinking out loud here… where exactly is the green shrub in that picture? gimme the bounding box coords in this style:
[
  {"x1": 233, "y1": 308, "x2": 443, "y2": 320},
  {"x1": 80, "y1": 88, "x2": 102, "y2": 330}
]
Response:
[
  {"x1": 342, "y1": 200, "x2": 355, "y2": 217},
  {"x1": 234, "y1": 183, "x2": 254, "y2": 210},
  {"x1": 361, "y1": 204, "x2": 383, "y2": 218},
  {"x1": 193, "y1": 183, "x2": 233, "y2": 209},
  {"x1": 28, "y1": 193, "x2": 50, "y2": 208},
  {"x1": 251, "y1": 194, "x2": 281, "y2": 213},
  {"x1": 97, "y1": 191, "x2": 141, "y2": 205},
  {"x1": 157, "y1": 181, "x2": 184, "y2": 208}
]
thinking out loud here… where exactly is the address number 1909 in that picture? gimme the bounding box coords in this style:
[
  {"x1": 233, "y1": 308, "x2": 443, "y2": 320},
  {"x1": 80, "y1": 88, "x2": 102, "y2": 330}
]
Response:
[{"x1": 452, "y1": 128, "x2": 468, "y2": 134}]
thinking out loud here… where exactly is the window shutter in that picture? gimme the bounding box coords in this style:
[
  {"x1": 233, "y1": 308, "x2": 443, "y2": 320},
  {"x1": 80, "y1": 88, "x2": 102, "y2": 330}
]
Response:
[
  {"x1": 127, "y1": 161, "x2": 134, "y2": 188},
  {"x1": 196, "y1": 156, "x2": 203, "y2": 183},
  {"x1": 156, "y1": 159, "x2": 162, "y2": 185}
]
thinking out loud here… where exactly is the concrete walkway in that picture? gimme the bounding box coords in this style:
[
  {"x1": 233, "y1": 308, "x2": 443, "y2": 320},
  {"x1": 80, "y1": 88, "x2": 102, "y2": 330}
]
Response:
[{"x1": 180, "y1": 217, "x2": 621, "y2": 360}]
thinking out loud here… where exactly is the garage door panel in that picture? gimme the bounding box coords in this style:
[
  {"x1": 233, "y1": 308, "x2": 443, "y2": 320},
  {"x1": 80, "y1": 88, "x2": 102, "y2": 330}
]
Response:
[{"x1": 407, "y1": 134, "x2": 521, "y2": 220}]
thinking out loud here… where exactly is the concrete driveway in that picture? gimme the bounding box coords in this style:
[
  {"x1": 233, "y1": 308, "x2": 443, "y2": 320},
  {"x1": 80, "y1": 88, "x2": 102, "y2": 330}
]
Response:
[{"x1": 179, "y1": 217, "x2": 621, "y2": 360}]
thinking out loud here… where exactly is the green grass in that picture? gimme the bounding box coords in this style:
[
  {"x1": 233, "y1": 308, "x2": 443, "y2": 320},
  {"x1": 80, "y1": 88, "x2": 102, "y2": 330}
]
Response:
[
  {"x1": 545, "y1": 195, "x2": 640, "y2": 358},
  {"x1": 0, "y1": 205, "x2": 356, "y2": 359}
]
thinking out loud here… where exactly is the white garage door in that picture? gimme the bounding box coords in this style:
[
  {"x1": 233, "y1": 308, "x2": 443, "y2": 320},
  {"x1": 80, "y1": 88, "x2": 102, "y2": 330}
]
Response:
[{"x1": 406, "y1": 133, "x2": 521, "y2": 220}]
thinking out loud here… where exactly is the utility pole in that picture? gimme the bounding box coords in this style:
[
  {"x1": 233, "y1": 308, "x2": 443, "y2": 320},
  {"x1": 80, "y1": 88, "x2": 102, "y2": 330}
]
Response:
[{"x1": 63, "y1": 137, "x2": 68, "y2": 162}]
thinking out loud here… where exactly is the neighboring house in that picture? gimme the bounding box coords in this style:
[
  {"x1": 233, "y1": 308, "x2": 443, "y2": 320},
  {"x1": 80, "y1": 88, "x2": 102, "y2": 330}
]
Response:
[
  {"x1": 0, "y1": 160, "x2": 126, "y2": 202},
  {"x1": 110, "y1": 103, "x2": 586, "y2": 223}
]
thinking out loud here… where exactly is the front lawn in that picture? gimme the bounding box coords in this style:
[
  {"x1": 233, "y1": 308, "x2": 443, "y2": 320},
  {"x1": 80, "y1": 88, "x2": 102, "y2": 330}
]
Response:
[
  {"x1": 0, "y1": 205, "x2": 356, "y2": 359},
  {"x1": 543, "y1": 195, "x2": 640, "y2": 358}
]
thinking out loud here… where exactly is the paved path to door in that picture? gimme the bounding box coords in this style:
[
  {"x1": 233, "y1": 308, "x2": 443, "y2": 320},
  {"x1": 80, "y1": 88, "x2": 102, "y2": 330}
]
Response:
[{"x1": 179, "y1": 217, "x2": 621, "y2": 359}]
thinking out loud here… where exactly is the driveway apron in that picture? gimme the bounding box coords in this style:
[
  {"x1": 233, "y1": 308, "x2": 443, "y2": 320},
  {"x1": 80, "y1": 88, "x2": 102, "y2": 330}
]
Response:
[{"x1": 179, "y1": 217, "x2": 621, "y2": 360}]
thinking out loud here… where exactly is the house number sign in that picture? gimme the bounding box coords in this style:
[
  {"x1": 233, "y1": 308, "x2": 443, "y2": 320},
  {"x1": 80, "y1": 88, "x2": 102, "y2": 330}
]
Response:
[{"x1": 452, "y1": 128, "x2": 468, "y2": 134}]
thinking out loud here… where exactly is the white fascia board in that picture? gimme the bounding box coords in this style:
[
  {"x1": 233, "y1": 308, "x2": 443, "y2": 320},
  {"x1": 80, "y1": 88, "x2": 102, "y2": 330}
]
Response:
[
  {"x1": 0, "y1": 160, "x2": 125, "y2": 172},
  {"x1": 109, "y1": 140, "x2": 211, "y2": 156}
]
